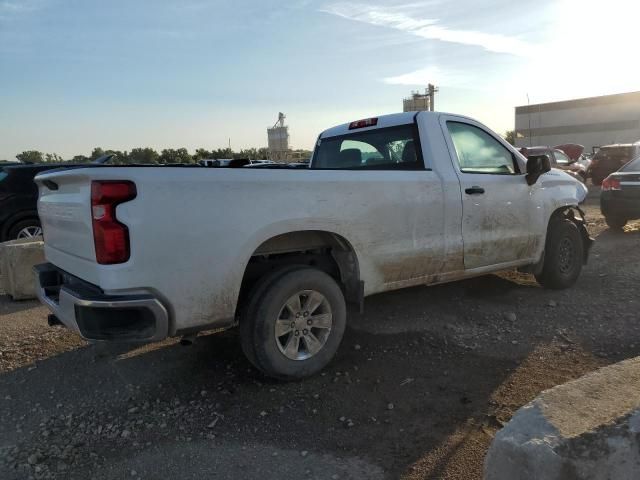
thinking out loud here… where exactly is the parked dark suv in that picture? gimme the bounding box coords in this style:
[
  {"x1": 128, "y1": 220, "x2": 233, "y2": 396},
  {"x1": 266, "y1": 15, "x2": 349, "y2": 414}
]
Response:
[
  {"x1": 518, "y1": 145, "x2": 588, "y2": 182},
  {"x1": 588, "y1": 143, "x2": 640, "y2": 186},
  {"x1": 0, "y1": 163, "x2": 70, "y2": 241}
]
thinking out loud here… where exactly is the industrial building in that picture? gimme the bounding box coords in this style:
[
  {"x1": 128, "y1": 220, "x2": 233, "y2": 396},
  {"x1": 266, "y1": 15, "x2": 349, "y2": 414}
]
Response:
[
  {"x1": 403, "y1": 84, "x2": 438, "y2": 112},
  {"x1": 514, "y1": 91, "x2": 640, "y2": 153}
]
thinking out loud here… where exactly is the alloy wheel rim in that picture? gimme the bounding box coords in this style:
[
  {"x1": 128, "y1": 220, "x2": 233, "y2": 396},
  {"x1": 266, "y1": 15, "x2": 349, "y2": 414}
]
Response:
[
  {"x1": 17, "y1": 226, "x2": 42, "y2": 239},
  {"x1": 274, "y1": 290, "x2": 333, "y2": 361}
]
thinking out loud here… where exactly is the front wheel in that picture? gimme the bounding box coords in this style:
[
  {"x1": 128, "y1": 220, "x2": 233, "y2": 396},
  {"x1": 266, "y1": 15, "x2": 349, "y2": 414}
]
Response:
[
  {"x1": 535, "y1": 218, "x2": 584, "y2": 289},
  {"x1": 240, "y1": 268, "x2": 346, "y2": 380}
]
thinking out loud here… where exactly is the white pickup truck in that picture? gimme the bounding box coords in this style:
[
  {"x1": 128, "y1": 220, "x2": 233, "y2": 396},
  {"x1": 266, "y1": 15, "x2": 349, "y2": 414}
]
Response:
[{"x1": 34, "y1": 112, "x2": 592, "y2": 379}]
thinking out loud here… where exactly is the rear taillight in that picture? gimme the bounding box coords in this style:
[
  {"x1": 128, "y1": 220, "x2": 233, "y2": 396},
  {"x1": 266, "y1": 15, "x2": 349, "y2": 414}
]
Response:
[
  {"x1": 601, "y1": 176, "x2": 621, "y2": 191},
  {"x1": 91, "y1": 181, "x2": 137, "y2": 264}
]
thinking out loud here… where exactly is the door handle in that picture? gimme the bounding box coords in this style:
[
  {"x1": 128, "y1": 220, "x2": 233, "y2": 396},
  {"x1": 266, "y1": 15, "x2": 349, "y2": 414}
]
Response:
[{"x1": 465, "y1": 186, "x2": 485, "y2": 195}]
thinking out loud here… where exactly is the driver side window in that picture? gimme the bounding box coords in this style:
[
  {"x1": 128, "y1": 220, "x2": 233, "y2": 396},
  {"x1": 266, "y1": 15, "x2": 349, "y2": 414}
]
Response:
[{"x1": 447, "y1": 122, "x2": 518, "y2": 174}]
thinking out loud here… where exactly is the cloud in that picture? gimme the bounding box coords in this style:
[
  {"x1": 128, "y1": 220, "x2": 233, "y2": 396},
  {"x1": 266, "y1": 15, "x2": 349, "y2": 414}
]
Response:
[
  {"x1": 0, "y1": 0, "x2": 40, "y2": 13},
  {"x1": 382, "y1": 65, "x2": 483, "y2": 90},
  {"x1": 383, "y1": 66, "x2": 444, "y2": 86},
  {"x1": 320, "y1": 2, "x2": 537, "y2": 57}
]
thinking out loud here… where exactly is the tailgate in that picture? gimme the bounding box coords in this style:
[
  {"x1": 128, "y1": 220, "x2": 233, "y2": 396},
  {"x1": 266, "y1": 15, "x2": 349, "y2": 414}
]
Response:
[{"x1": 36, "y1": 170, "x2": 95, "y2": 261}]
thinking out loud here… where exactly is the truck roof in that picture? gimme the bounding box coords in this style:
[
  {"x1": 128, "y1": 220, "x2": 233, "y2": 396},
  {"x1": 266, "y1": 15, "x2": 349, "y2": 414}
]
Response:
[
  {"x1": 319, "y1": 111, "x2": 477, "y2": 139},
  {"x1": 320, "y1": 112, "x2": 419, "y2": 139},
  {"x1": 319, "y1": 112, "x2": 416, "y2": 139}
]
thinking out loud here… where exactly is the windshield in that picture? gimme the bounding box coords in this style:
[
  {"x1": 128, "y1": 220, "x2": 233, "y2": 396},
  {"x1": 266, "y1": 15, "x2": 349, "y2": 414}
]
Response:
[{"x1": 312, "y1": 125, "x2": 421, "y2": 170}]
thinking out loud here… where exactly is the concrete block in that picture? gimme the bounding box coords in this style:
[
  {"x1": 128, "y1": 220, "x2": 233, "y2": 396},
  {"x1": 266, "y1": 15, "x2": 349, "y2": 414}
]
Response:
[
  {"x1": 485, "y1": 357, "x2": 640, "y2": 480},
  {"x1": 0, "y1": 238, "x2": 45, "y2": 300}
]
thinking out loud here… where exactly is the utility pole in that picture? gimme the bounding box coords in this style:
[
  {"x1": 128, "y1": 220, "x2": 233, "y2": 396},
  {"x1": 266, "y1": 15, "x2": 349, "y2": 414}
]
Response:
[
  {"x1": 428, "y1": 83, "x2": 439, "y2": 111},
  {"x1": 526, "y1": 93, "x2": 532, "y2": 147}
]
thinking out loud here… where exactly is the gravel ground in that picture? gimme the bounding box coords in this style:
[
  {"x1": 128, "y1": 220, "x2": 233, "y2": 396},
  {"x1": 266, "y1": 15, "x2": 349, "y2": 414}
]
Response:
[{"x1": 1, "y1": 193, "x2": 639, "y2": 480}]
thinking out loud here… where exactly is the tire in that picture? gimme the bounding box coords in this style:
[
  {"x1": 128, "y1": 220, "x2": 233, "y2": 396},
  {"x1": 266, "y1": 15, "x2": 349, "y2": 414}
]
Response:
[
  {"x1": 535, "y1": 218, "x2": 584, "y2": 290},
  {"x1": 605, "y1": 215, "x2": 627, "y2": 230},
  {"x1": 239, "y1": 265, "x2": 309, "y2": 368},
  {"x1": 240, "y1": 267, "x2": 346, "y2": 380},
  {"x1": 7, "y1": 218, "x2": 42, "y2": 240}
]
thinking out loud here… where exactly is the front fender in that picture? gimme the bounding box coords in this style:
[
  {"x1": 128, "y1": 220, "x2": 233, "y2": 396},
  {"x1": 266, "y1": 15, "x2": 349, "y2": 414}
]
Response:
[
  {"x1": 539, "y1": 169, "x2": 588, "y2": 205},
  {"x1": 528, "y1": 170, "x2": 591, "y2": 264}
]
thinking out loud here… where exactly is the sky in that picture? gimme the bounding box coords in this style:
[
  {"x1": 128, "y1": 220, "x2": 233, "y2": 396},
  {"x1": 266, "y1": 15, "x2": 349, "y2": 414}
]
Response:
[{"x1": 0, "y1": 0, "x2": 638, "y2": 160}]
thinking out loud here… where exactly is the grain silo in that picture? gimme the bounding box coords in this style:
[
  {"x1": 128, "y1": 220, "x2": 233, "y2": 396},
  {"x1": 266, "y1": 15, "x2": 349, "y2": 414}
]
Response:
[{"x1": 267, "y1": 113, "x2": 290, "y2": 162}]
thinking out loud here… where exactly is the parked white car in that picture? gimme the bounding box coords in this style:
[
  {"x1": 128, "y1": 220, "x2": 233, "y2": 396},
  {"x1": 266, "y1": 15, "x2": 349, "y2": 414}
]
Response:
[{"x1": 34, "y1": 111, "x2": 591, "y2": 379}]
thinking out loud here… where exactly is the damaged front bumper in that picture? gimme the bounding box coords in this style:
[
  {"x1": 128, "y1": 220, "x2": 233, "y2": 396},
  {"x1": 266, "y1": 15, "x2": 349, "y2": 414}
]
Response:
[{"x1": 573, "y1": 206, "x2": 594, "y2": 264}]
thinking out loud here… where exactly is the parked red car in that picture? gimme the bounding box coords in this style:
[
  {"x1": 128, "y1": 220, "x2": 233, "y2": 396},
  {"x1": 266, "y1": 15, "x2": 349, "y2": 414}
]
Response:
[{"x1": 518, "y1": 144, "x2": 587, "y2": 182}]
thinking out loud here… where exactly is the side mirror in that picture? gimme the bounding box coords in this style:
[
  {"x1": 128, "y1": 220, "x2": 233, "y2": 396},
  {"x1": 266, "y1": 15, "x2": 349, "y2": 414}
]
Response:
[{"x1": 526, "y1": 154, "x2": 551, "y2": 185}]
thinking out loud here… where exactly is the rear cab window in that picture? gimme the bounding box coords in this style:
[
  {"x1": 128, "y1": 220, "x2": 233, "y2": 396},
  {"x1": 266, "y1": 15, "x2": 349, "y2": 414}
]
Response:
[
  {"x1": 446, "y1": 122, "x2": 520, "y2": 174},
  {"x1": 312, "y1": 125, "x2": 423, "y2": 170}
]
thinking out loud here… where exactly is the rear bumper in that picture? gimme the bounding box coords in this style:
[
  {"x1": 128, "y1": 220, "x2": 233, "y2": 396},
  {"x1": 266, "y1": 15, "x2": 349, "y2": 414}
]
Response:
[
  {"x1": 601, "y1": 194, "x2": 640, "y2": 220},
  {"x1": 34, "y1": 263, "x2": 169, "y2": 342}
]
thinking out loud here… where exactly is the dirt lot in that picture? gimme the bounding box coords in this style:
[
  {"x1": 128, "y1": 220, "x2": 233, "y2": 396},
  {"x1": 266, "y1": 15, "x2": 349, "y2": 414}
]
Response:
[{"x1": 2, "y1": 194, "x2": 639, "y2": 480}]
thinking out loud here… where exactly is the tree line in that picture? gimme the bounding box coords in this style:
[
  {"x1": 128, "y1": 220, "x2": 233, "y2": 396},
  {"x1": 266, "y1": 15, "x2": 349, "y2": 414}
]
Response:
[
  {"x1": 8, "y1": 147, "x2": 311, "y2": 165},
  {"x1": 6, "y1": 131, "x2": 514, "y2": 164}
]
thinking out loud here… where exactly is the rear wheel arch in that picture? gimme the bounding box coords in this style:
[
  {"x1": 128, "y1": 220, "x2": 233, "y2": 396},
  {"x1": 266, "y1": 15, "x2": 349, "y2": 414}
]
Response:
[{"x1": 238, "y1": 230, "x2": 361, "y2": 311}]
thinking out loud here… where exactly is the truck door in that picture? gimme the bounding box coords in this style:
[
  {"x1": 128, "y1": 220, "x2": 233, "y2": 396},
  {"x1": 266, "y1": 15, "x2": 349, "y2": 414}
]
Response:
[{"x1": 440, "y1": 117, "x2": 538, "y2": 270}]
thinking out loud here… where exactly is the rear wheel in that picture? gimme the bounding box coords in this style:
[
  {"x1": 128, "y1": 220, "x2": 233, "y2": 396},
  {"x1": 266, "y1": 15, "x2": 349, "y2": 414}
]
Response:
[
  {"x1": 7, "y1": 218, "x2": 42, "y2": 240},
  {"x1": 535, "y1": 218, "x2": 583, "y2": 289},
  {"x1": 605, "y1": 215, "x2": 627, "y2": 230},
  {"x1": 240, "y1": 267, "x2": 346, "y2": 380},
  {"x1": 239, "y1": 265, "x2": 309, "y2": 368}
]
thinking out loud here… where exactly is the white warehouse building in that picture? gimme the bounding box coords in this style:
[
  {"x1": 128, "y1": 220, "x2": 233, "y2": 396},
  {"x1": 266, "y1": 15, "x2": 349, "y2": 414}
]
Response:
[{"x1": 514, "y1": 91, "x2": 640, "y2": 153}]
